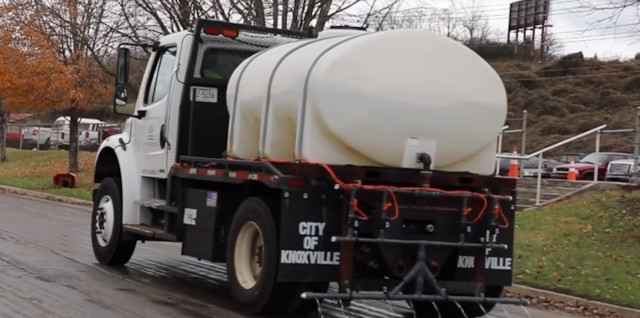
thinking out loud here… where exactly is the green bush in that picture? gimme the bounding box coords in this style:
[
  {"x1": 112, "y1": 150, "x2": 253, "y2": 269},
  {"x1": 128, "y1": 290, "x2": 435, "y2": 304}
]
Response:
[
  {"x1": 524, "y1": 94, "x2": 570, "y2": 117},
  {"x1": 597, "y1": 89, "x2": 628, "y2": 111}
]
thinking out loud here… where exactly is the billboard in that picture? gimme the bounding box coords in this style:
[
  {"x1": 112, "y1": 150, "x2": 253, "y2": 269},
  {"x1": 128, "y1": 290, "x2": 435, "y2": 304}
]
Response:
[{"x1": 508, "y1": 0, "x2": 550, "y2": 31}]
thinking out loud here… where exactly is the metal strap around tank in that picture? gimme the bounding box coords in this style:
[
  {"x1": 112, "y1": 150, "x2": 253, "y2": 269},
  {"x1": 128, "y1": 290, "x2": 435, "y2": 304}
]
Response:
[
  {"x1": 295, "y1": 32, "x2": 375, "y2": 161},
  {"x1": 227, "y1": 48, "x2": 275, "y2": 155},
  {"x1": 258, "y1": 36, "x2": 339, "y2": 158}
]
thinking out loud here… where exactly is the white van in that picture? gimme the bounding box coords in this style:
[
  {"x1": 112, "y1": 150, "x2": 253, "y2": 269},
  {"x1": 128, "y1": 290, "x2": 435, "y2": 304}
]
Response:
[{"x1": 50, "y1": 116, "x2": 105, "y2": 150}]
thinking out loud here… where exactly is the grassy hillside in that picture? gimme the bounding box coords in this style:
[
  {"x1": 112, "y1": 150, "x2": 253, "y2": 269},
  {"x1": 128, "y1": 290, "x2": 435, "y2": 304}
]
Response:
[
  {"x1": 515, "y1": 188, "x2": 640, "y2": 308},
  {"x1": 493, "y1": 56, "x2": 640, "y2": 156}
]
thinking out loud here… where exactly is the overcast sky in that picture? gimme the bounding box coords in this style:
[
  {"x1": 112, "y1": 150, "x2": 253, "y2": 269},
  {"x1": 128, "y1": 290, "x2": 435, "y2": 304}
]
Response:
[{"x1": 427, "y1": 0, "x2": 640, "y2": 59}]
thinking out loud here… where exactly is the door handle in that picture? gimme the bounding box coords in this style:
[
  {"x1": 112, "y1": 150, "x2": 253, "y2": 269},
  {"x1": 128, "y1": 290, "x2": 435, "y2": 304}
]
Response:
[{"x1": 159, "y1": 124, "x2": 166, "y2": 149}]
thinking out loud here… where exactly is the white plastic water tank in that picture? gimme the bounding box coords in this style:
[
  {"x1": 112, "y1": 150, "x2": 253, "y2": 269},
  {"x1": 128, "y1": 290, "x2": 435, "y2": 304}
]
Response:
[{"x1": 226, "y1": 29, "x2": 507, "y2": 175}]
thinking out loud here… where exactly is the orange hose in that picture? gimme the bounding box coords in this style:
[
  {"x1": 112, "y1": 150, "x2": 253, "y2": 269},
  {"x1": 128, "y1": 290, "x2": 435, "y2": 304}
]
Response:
[{"x1": 223, "y1": 157, "x2": 508, "y2": 226}]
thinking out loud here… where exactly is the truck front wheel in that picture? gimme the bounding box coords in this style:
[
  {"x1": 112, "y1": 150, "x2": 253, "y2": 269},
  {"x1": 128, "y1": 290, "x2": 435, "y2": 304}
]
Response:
[
  {"x1": 227, "y1": 197, "x2": 325, "y2": 315},
  {"x1": 91, "y1": 177, "x2": 136, "y2": 265}
]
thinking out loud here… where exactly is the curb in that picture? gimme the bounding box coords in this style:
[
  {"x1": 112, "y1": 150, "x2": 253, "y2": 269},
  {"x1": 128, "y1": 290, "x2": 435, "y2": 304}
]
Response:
[
  {"x1": 0, "y1": 184, "x2": 93, "y2": 208},
  {"x1": 2, "y1": 184, "x2": 639, "y2": 317},
  {"x1": 507, "y1": 285, "x2": 640, "y2": 318}
]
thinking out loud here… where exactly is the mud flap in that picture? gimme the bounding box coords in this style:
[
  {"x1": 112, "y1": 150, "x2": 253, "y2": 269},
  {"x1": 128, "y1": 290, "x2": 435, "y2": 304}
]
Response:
[
  {"x1": 277, "y1": 186, "x2": 342, "y2": 282},
  {"x1": 452, "y1": 199, "x2": 515, "y2": 287}
]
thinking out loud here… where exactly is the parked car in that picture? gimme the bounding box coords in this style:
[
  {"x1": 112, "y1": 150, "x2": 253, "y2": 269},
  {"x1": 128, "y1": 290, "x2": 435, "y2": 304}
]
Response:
[
  {"x1": 556, "y1": 152, "x2": 587, "y2": 163},
  {"x1": 605, "y1": 158, "x2": 640, "y2": 182},
  {"x1": 79, "y1": 123, "x2": 123, "y2": 151},
  {"x1": 521, "y1": 157, "x2": 558, "y2": 178},
  {"x1": 22, "y1": 126, "x2": 52, "y2": 149},
  {"x1": 551, "y1": 152, "x2": 634, "y2": 180},
  {"x1": 496, "y1": 154, "x2": 557, "y2": 178},
  {"x1": 49, "y1": 116, "x2": 105, "y2": 150}
]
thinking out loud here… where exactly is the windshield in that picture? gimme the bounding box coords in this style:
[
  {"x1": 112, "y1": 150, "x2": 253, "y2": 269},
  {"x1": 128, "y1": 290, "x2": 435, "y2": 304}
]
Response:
[
  {"x1": 579, "y1": 153, "x2": 608, "y2": 164},
  {"x1": 558, "y1": 154, "x2": 582, "y2": 162}
]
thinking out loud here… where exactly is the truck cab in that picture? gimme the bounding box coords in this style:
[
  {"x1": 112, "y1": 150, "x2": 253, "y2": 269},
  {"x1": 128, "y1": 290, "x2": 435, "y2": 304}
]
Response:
[{"x1": 92, "y1": 20, "x2": 523, "y2": 317}]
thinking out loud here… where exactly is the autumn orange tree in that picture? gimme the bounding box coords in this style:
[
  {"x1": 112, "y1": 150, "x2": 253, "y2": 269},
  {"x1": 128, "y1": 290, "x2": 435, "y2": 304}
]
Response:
[
  {"x1": 1, "y1": 0, "x2": 113, "y2": 172},
  {"x1": 0, "y1": 20, "x2": 73, "y2": 162}
]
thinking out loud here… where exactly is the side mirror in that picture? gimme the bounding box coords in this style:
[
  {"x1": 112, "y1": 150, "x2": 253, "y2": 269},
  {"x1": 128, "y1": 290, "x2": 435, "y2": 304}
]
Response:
[
  {"x1": 116, "y1": 47, "x2": 130, "y2": 86},
  {"x1": 114, "y1": 86, "x2": 128, "y2": 106}
]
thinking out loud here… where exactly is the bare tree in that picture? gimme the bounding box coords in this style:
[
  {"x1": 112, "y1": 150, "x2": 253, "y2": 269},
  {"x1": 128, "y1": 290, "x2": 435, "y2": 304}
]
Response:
[
  {"x1": 452, "y1": 0, "x2": 492, "y2": 44},
  {"x1": 112, "y1": 0, "x2": 371, "y2": 39},
  {"x1": 542, "y1": 32, "x2": 564, "y2": 60},
  {"x1": 580, "y1": 0, "x2": 640, "y2": 23}
]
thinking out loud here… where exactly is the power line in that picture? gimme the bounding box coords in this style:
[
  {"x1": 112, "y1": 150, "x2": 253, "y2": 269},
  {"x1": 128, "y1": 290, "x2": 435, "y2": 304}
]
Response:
[
  {"x1": 557, "y1": 30, "x2": 639, "y2": 41},
  {"x1": 561, "y1": 33, "x2": 640, "y2": 43},
  {"x1": 552, "y1": 22, "x2": 639, "y2": 35},
  {"x1": 499, "y1": 64, "x2": 633, "y2": 75},
  {"x1": 502, "y1": 70, "x2": 640, "y2": 81},
  {"x1": 382, "y1": 1, "x2": 619, "y2": 21},
  {"x1": 470, "y1": 32, "x2": 640, "y2": 47},
  {"x1": 392, "y1": 0, "x2": 591, "y2": 16},
  {"x1": 382, "y1": 6, "x2": 593, "y2": 21}
]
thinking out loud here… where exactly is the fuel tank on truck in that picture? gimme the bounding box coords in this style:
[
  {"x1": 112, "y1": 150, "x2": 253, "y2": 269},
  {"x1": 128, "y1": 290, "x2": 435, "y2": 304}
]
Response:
[{"x1": 226, "y1": 28, "x2": 507, "y2": 175}]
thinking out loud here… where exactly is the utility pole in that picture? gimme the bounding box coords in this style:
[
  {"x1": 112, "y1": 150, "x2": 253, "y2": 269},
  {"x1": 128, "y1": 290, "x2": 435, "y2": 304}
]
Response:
[{"x1": 521, "y1": 110, "x2": 528, "y2": 156}]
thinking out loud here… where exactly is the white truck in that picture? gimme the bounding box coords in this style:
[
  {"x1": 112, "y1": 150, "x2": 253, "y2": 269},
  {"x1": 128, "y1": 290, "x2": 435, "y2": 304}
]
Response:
[
  {"x1": 21, "y1": 126, "x2": 52, "y2": 149},
  {"x1": 91, "y1": 20, "x2": 525, "y2": 317},
  {"x1": 50, "y1": 116, "x2": 105, "y2": 150}
]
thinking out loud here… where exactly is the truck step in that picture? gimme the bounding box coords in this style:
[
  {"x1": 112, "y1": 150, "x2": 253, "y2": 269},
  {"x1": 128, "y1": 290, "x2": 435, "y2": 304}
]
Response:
[
  {"x1": 123, "y1": 224, "x2": 177, "y2": 241},
  {"x1": 135, "y1": 198, "x2": 178, "y2": 213}
]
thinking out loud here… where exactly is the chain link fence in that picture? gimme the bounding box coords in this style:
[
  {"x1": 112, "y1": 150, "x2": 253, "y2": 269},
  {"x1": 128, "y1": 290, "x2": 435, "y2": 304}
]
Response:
[{"x1": 2, "y1": 122, "x2": 124, "y2": 152}]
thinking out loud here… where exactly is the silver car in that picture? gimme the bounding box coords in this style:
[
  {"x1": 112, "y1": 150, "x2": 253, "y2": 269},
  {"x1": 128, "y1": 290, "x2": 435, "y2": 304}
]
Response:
[{"x1": 605, "y1": 158, "x2": 640, "y2": 182}]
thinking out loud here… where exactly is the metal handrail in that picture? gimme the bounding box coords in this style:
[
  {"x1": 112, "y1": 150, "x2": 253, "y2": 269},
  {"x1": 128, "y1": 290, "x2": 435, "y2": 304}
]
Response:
[
  {"x1": 496, "y1": 124, "x2": 608, "y2": 206},
  {"x1": 496, "y1": 124, "x2": 607, "y2": 160}
]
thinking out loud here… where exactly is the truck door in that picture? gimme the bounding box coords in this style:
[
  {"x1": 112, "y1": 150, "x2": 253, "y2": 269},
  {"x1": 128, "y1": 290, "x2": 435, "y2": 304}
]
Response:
[{"x1": 137, "y1": 45, "x2": 177, "y2": 178}]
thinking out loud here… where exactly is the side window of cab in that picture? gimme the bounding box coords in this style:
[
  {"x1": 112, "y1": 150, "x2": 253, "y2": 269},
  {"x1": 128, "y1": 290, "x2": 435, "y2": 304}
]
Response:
[{"x1": 145, "y1": 46, "x2": 177, "y2": 105}]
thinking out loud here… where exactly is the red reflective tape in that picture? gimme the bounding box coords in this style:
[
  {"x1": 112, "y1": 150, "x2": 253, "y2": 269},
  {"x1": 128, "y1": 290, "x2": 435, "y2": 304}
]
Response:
[{"x1": 197, "y1": 168, "x2": 207, "y2": 175}]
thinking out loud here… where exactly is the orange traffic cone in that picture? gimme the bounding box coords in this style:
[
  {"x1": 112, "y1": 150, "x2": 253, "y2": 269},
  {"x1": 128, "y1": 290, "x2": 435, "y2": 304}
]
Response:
[
  {"x1": 508, "y1": 147, "x2": 519, "y2": 178},
  {"x1": 567, "y1": 156, "x2": 577, "y2": 181}
]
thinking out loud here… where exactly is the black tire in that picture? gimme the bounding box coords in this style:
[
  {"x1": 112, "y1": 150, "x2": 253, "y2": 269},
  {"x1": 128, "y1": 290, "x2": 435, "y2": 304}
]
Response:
[
  {"x1": 411, "y1": 286, "x2": 503, "y2": 318},
  {"x1": 226, "y1": 197, "x2": 326, "y2": 316},
  {"x1": 91, "y1": 177, "x2": 136, "y2": 265}
]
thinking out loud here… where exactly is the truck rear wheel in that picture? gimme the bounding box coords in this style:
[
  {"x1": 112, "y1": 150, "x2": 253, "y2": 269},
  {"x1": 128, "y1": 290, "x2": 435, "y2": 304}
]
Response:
[
  {"x1": 91, "y1": 177, "x2": 136, "y2": 265},
  {"x1": 227, "y1": 197, "x2": 326, "y2": 316},
  {"x1": 411, "y1": 286, "x2": 503, "y2": 318}
]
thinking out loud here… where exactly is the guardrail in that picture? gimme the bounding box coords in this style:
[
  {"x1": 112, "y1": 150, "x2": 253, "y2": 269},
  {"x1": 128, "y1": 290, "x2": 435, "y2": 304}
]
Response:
[{"x1": 497, "y1": 124, "x2": 608, "y2": 205}]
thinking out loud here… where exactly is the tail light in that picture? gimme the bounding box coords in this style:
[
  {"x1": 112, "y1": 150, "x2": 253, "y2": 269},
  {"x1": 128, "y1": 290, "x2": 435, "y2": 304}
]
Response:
[
  {"x1": 85, "y1": 131, "x2": 90, "y2": 138},
  {"x1": 203, "y1": 27, "x2": 239, "y2": 38},
  {"x1": 32, "y1": 130, "x2": 38, "y2": 135}
]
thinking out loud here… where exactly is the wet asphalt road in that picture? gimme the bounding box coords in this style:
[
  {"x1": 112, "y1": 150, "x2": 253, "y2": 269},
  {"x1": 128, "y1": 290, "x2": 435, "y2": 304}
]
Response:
[{"x1": 0, "y1": 192, "x2": 582, "y2": 318}]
